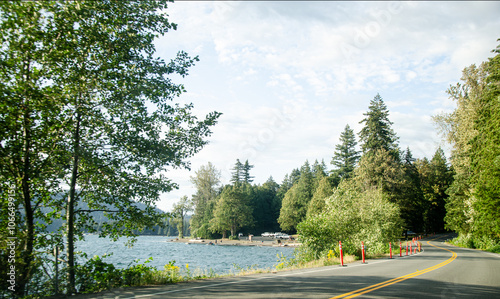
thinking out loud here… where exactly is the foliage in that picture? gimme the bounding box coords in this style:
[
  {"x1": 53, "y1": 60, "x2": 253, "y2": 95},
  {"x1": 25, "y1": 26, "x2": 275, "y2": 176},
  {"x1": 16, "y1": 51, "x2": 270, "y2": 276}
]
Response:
[
  {"x1": 76, "y1": 255, "x2": 123, "y2": 293},
  {"x1": 358, "y1": 94, "x2": 399, "y2": 158},
  {"x1": 0, "y1": 1, "x2": 70, "y2": 294},
  {"x1": 434, "y1": 40, "x2": 500, "y2": 247},
  {"x1": 400, "y1": 148, "x2": 426, "y2": 233},
  {"x1": 0, "y1": 0, "x2": 220, "y2": 294},
  {"x1": 251, "y1": 177, "x2": 281, "y2": 234},
  {"x1": 470, "y1": 41, "x2": 500, "y2": 241},
  {"x1": 230, "y1": 159, "x2": 254, "y2": 184},
  {"x1": 416, "y1": 149, "x2": 453, "y2": 233},
  {"x1": 298, "y1": 179, "x2": 402, "y2": 260},
  {"x1": 306, "y1": 176, "x2": 334, "y2": 219},
  {"x1": 433, "y1": 63, "x2": 486, "y2": 236},
  {"x1": 278, "y1": 161, "x2": 314, "y2": 232},
  {"x1": 172, "y1": 196, "x2": 192, "y2": 238},
  {"x1": 74, "y1": 257, "x2": 204, "y2": 295},
  {"x1": 331, "y1": 124, "x2": 360, "y2": 180},
  {"x1": 210, "y1": 185, "x2": 253, "y2": 237},
  {"x1": 352, "y1": 148, "x2": 404, "y2": 202},
  {"x1": 190, "y1": 163, "x2": 221, "y2": 238}
]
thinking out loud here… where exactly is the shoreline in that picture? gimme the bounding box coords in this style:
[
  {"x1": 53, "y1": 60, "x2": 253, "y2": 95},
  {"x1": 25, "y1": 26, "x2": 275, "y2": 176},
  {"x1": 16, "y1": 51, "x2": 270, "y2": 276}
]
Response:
[{"x1": 169, "y1": 237, "x2": 301, "y2": 248}]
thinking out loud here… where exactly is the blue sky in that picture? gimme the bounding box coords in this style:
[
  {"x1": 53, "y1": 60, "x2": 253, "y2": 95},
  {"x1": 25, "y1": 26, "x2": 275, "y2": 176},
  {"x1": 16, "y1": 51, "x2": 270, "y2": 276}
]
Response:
[{"x1": 154, "y1": 1, "x2": 500, "y2": 212}]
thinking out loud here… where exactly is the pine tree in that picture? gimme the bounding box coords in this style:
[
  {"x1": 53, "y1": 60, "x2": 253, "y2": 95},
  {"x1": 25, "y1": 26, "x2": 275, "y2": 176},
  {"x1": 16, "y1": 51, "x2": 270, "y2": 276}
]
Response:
[
  {"x1": 418, "y1": 148, "x2": 453, "y2": 233},
  {"x1": 359, "y1": 94, "x2": 399, "y2": 158},
  {"x1": 331, "y1": 124, "x2": 360, "y2": 180},
  {"x1": 242, "y1": 160, "x2": 255, "y2": 183},
  {"x1": 230, "y1": 159, "x2": 244, "y2": 184},
  {"x1": 401, "y1": 147, "x2": 425, "y2": 233},
  {"x1": 252, "y1": 177, "x2": 281, "y2": 233}
]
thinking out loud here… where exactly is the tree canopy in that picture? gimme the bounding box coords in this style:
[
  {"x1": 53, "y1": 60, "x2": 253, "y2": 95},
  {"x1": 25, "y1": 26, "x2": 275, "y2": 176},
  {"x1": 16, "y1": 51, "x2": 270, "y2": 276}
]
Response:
[
  {"x1": 359, "y1": 94, "x2": 399, "y2": 158},
  {"x1": 0, "y1": 0, "x2": 220, "y2": 295},
  {"x1": 331, "y1": 124, "x2": 360, "y2": 180}
]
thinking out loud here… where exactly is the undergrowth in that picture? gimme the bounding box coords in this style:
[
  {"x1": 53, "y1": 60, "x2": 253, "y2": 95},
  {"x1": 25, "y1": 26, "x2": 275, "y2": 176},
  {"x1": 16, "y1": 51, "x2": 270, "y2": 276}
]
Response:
[{"x1": 448, "y1": 234, "x2": 500, "y2": 253}]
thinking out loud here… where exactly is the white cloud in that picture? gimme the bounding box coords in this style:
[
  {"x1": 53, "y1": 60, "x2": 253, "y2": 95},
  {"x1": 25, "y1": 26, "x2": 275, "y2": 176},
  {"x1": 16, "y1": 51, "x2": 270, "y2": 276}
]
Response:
[{"x1": 154, "y1": 1, "x2": 500, "y2": 212}]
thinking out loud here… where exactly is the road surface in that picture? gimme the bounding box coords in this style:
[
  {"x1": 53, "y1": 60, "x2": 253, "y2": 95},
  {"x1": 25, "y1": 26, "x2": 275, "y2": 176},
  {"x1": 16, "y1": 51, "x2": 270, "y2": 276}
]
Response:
[{"x1": 78, "y1": 234, "x2": 500, "y2": 298}]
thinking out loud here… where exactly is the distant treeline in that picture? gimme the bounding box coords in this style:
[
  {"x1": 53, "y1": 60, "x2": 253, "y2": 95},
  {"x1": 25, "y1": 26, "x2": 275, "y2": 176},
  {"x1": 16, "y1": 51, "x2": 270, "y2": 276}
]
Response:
[
  {"x1": 186, "y1": 94, "x2": 452, "y2": 249},
  {"x1": 40, "y1": 200, "x2": 189, "y2": 237}
]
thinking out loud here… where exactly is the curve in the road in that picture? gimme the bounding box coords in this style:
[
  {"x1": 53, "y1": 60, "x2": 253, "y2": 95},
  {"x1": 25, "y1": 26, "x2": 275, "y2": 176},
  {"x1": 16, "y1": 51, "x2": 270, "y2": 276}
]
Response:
[{"x1": 331, "y1": 240, "x2": 458, "y2": 298}]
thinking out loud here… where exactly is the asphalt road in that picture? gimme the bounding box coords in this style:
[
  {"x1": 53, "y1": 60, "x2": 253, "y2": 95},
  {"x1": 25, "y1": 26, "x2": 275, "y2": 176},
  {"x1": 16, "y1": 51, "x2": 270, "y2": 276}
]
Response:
[{"x1": 79, "y1": 234, "x2": 500, "y2": 298}]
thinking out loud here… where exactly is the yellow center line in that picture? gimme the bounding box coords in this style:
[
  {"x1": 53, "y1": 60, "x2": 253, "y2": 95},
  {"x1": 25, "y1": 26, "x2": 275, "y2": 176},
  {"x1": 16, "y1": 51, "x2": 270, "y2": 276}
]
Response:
[{"x1": 331, "y1": 241, "x2": 457, "y2": 298}]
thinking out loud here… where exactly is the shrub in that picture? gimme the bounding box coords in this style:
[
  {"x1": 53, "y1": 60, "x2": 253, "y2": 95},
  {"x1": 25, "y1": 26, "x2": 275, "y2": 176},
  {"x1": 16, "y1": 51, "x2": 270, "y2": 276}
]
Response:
[{"x1": 297, "y1": 180, "x2": 402, "y2": 261}]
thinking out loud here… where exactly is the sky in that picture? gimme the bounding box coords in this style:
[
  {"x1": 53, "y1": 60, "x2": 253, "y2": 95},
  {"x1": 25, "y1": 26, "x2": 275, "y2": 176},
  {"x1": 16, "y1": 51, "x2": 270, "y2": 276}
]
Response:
[{"x1": 153, "y1": 1, "x2": 500, "y2": 212}]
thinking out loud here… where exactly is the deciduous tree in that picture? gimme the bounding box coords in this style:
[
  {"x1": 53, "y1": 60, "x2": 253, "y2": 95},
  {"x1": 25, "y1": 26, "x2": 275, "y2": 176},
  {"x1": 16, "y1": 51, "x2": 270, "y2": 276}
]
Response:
[
  {"x1": 0, "y1": 1, "x2": 220, "y2": 294},
  {"x1": 210, "y1": 185, "x2": 253, "y2": 238},
  {"x1": 190, "y1": 162, "x2": 221, "y2": 238},
  {"x1": 172, "y1": 196, "x2": 192, "y2": 239}
]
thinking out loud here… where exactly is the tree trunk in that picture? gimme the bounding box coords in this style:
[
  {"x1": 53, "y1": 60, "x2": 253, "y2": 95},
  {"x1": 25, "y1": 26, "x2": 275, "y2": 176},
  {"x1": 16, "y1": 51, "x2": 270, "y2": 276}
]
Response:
[
  {"x1": 18, "y1": 101, "x2": 34, "y2": 297},
  {"x1": 179, "y1": 214, "x2": 184, "y2": 239},
  {"x1": 66, "y1": 111, "x2": 81, "y2": 294}
]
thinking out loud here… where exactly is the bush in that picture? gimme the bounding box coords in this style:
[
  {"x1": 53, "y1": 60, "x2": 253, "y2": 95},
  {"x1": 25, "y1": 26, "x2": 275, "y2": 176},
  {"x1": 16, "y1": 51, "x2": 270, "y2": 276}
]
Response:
[
  {"x1": 297, "y1": 180, "x2": 402, "y2": 261},
  {"x1": 76, "y1": 254, "x2": 122, "y2": 293}
]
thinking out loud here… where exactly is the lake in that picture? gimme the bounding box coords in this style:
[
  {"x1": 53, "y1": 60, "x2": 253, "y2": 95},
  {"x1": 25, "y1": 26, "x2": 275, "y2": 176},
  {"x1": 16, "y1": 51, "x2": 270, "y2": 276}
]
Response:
[{"x1": 75, "y1": 235, "x2": 296, "y2": 274}]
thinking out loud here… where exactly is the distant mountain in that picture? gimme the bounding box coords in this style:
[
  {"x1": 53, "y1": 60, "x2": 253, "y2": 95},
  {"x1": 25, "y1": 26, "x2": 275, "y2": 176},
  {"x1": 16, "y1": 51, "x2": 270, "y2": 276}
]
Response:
[{"x1": 36, "y1": 195, "x2": 172, "y2": 235}]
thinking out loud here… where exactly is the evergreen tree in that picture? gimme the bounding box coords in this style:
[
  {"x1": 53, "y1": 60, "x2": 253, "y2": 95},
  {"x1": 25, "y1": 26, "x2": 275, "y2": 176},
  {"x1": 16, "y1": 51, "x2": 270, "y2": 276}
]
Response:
[
  {"x1": 276, "y1": 173, "x2": 291, "y2": 205},
  {"x1": 289, "y1": 168, "x2": 301, "y2": 186},
  {"x1": 312, "y1": 159, "x2": 327, "y2": 180},
  {"x1": 418, "y1": 148, "x2": 453, "y2": 233},
  {"x1": 401, "y1": 148, "x2": 425, "y2": 233},
  {"x1": 359, "y1": 94, "x2": 399, "y2": 158},
  {"x1": 242, "y1": 160, "x2": 255, "y2": 183},
  {"x1": 331, "y1": 124, "x2": 360, "y2": 180},
  {"x1": 252, "y1": 177, "x2": 281, "y2": 233},
  {"x1": 230, "y1": 159, "x2": 244, "y2": 184}
]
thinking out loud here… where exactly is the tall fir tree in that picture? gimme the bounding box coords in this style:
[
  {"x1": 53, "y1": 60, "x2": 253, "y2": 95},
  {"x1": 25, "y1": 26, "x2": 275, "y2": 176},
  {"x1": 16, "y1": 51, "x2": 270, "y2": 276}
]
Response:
[
  {"x1": 418, "y1": 148, "x2": 453, "y2": 233},
  {"x1": 331, "y1": 124, "x2": 360, "y2": 180},
  {"x1": 359, "y1": 94, "x2": 399, "y2": 158},
  {"x1": 230, "y1": 159, "x2": 244, "y2": 184},
  {"x1": 242, "y1": 160, "x2": 255, "y2": 183},
  {"x1": 401, "y1": 147, "x2": 425, "y2": 233}
]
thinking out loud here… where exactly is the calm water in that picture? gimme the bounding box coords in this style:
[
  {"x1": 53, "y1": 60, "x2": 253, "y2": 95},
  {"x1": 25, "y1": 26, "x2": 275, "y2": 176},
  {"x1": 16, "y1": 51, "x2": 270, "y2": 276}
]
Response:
[{"x1": 76, "y1": 235, "x2": 295, "y2": 274}]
